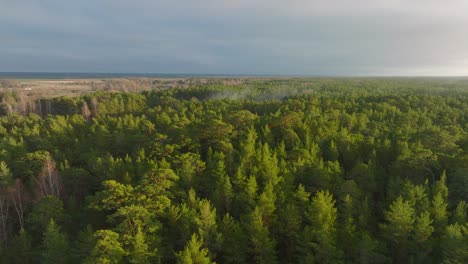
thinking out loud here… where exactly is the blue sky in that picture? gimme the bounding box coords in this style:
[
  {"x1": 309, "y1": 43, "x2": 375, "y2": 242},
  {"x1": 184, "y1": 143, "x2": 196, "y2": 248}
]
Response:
[{"x1": 1, "y1": 0, "x2": 467, "y2": 75}]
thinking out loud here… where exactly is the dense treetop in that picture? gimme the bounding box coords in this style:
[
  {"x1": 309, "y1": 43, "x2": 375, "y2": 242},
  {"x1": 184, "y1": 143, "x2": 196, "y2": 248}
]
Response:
[{"x1": 0, "y1": 78, "x2": 467, "y2": 263}]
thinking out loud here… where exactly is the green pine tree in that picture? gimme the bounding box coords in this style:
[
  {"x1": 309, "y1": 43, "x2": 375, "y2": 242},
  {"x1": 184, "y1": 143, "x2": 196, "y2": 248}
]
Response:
[
  {"x1": 245, "y1": 207, "x2": 278, "y2": 264},
  {"x1": 176, "y1": 234, "x2": 213, "y2": 264},
  {"x1": 303, "y1": 190, "x2": 342, "y2": 264},
  {"x1": 41, "y1": 220, "x2": 70, "y2": 264},
  {"x1": 128, "y1": 227, "x2": 154, "y2": 264},
  {"x1": 8, "y1": 229, "x2": 33, "y2": 264},
  {"x1": 85, "y1": 230, "x2": 126, "y2": 264},
  {"x1": 380, "y1": 196, "x2": 415, "y2": 263}
]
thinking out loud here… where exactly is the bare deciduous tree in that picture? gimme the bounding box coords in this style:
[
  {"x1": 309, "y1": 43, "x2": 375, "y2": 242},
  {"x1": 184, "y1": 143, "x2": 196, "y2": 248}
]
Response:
[
  {"x1": 0, "y1": 191, "x2": 10, "y2": 244},
  {"x1": 81, "y1": 101, "x2": 91, "y2": 121},
  {"x1": 8, "y1": 179, "x2": 26, "y2": 230},
  {"x1": 35, "y1": 156, "x2": 63, "y2": 199},
  {"x1": 90, "y1": 98, "x2": 99, "y2": 116}
]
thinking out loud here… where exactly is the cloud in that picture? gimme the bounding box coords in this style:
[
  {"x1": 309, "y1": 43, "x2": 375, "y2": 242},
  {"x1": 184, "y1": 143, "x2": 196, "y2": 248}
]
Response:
[{"x1": 0, "y1": 0, "x2": 467, "y2": 75}]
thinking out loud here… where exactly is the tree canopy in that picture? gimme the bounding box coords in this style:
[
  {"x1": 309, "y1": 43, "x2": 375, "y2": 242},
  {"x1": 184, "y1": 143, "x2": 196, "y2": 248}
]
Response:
[{"x1": 0, "y1": 77, "x2": 467, "y2": 263}]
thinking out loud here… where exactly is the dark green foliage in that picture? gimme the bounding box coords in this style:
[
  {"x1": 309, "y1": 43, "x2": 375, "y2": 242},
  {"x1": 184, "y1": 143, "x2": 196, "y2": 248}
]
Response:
[
  {"x1": 219, "y1": 214, "x2": 248, "y2": 263},
  {"x1": 41, "y1": 220, "x2": 70, "y2": 264},
  {"x1": 0, "y1": 78, "x2": 467, "y2": 263},
  {"x1": 245, "y1": 207, "x2": 278, "y2": 264},
  {"x1": 26, "y1": 196, "x2": 67, "y2": 240},
  {"x1": 70, "y1": 226, "x2": 96, "y2": 264},
  {"x1": 7, "y1": 229, "x2": 34, "y2": 264}
]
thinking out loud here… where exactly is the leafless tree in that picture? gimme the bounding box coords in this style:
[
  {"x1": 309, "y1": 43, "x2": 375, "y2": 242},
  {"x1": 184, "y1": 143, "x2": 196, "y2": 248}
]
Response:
[
  {"x1": 81, "y1": 101, "x2": 91, "y2": 121},
  {"x1": 8, "y1": 179, "x2": 26, "y2": 230},
  {"x1": 45, "y1": 100, "x2": 52, "y2": 115},
  {"x1": 90, "y1": 98, "x2": 99, "y2": 116},
  {"x1": 0, "y1": 190, "x2": 10, "y2": 244},
  {"x1": 35, "y1": 156, "x2": 63, "y2": 199}
]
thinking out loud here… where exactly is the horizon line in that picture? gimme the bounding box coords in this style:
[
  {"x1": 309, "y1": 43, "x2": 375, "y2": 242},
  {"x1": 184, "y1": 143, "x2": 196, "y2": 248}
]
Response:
[{"x1": 0, "y1": 71, "x2": 467, "y2": 79}]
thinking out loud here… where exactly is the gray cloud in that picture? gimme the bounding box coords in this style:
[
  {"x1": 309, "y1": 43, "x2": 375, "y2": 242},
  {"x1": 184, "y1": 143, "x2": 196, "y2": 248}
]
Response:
[{"x1": 0, "y1": 0, "x2": 467, "y2": 75}]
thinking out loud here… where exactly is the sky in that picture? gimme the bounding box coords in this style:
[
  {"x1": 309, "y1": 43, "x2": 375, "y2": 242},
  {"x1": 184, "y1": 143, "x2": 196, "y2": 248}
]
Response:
[{"x1": 1, "y1": 0, "x2": 468, "y2": 76}]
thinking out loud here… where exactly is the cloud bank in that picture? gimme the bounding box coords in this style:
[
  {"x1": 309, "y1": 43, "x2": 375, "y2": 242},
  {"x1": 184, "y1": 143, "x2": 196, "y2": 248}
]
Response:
[{"x1": 1, "y1": 0, "x2": 467, "y2": 75}]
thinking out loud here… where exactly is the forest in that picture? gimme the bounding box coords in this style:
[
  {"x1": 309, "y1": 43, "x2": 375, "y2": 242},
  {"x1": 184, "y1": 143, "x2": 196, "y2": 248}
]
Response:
[{"x1": 0, "y1": 78, "x2": 467, "y2": 263}]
